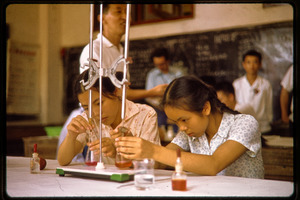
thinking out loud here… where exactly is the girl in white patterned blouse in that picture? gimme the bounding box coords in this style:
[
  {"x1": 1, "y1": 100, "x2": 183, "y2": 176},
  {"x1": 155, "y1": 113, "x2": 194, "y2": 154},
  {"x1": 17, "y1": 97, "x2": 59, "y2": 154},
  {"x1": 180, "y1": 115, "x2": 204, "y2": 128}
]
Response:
[{"x1": 115, "y1": 75, "x2": 264, "y2": 178}]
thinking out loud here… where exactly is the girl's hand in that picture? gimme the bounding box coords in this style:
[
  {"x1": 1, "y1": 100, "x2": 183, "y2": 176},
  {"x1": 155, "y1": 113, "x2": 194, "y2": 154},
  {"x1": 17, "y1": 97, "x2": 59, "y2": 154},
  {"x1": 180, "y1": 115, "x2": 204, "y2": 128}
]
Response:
[
  {"x1": 88, "y1": 138, "x2": 116, "y2": 158},
  {"x1": 149, "y1": 84, "x2": 168, "y2": 97},
  {"x1": 67, "y1": 115, "x2": 92, "y2": 139},
  {"x1": 114, "y1": 137, "x2": 155, "y2": 160},
  {"x1": 110, "y1": 127, "x2": 133, "y2": 140}
]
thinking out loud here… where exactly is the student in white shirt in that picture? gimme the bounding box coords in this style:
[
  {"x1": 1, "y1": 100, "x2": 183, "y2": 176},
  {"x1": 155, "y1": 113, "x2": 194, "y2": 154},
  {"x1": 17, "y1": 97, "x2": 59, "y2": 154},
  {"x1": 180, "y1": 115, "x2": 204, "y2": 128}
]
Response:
[
  {"x1": 233, "y1": 50, "x2": 273, "y2": 134},
  {"x1": 80, "y1": 4, "x2": 167, "y2": 101},
  {"x1": 280, "y1": 65, "x2": 293, "y2": 124}
]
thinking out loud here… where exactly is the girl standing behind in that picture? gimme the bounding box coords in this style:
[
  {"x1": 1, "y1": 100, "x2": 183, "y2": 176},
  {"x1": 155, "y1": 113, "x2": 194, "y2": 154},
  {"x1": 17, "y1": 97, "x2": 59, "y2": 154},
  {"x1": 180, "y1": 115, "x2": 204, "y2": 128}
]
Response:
[{"x1": 115, "y1": 75, "x2": 264, "y2": 179}]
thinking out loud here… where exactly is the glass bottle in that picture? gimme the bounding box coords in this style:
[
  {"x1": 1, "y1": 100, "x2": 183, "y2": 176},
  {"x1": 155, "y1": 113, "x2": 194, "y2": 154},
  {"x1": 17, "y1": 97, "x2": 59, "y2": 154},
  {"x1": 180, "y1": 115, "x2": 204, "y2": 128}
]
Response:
[
  {"x1": 115, "y1": 126, "x2": 132, "y2": 168},
  {"x1": 85, "y1": 119, "x2": 100, "y2": 166},
  {"x1": 172, "y1": 149, "x2": 187, "y2": 191},
  {"x1": 30, "y1": 143, "x2": 40, "y2": 174}
]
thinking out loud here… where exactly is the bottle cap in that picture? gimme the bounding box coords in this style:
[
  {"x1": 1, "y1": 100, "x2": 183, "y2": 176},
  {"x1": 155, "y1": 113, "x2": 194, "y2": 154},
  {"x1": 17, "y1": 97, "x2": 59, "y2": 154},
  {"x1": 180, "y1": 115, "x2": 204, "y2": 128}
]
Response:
[
  {"x1": 32, "y1": 143, "x2": 39, "y2": 157},
  {"x1": 34, "y1": 143, "x2": 37, "y2": 153},
  {"x1": 177, "y1": 149, "x2": 181, "y2": 158}
]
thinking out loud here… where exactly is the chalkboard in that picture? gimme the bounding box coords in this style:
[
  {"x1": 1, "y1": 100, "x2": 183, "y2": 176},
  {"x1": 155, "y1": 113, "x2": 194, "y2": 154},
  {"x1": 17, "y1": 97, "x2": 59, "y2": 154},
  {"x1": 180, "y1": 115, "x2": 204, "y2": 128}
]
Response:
[
  {"x1": 62, "y1": 21, "x2": 293, "y2": 120},
  {"x1": 128, "y1": 21, "x2": 293, "y2": 121},
  {"x1": 62, "y1": 46, "x2": 84, "y2": 115}
]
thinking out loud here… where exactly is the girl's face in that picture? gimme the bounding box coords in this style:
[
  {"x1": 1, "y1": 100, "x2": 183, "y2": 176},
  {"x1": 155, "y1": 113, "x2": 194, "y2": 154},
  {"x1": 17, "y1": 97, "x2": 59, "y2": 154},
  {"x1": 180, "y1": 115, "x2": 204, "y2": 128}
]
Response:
[
  {"x1": 78, "y1": 88, "x2": 121, "y2": 128},
  {"x1": 164, "y1": 105, "x2": 209, "y2": 138}
]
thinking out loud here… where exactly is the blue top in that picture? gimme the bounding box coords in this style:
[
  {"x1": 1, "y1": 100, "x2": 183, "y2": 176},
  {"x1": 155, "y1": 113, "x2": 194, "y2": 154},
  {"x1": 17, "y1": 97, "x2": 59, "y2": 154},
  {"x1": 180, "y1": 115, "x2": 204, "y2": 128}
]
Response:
[{"x1": 145, "y1": 67, "x2": 184, "y2": 90}]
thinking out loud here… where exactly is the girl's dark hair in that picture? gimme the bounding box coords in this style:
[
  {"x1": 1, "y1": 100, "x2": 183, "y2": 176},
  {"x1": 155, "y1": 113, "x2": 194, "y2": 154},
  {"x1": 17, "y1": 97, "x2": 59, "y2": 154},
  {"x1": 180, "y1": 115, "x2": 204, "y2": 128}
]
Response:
[
  {"x1": 74, "y1": 69, "x2": 123, "y2": 99},
  {"x1": 161, "y1": 75, "x2": 240, "y2": 115}
]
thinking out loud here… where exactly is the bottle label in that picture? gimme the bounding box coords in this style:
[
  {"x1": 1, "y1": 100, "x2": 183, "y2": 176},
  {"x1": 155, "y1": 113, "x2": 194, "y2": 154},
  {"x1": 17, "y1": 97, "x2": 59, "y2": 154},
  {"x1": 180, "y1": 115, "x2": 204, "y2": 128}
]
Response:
[{"x1": 30, "y1": 157, "x2": 40, "y2": 173}]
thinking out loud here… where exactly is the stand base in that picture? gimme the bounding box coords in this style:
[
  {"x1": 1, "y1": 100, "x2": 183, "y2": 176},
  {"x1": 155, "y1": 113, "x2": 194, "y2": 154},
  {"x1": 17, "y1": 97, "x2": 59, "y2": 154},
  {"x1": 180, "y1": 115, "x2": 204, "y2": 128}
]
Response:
[{"x1": 56, "y1": 164, "x2": 134, "y2": 182}]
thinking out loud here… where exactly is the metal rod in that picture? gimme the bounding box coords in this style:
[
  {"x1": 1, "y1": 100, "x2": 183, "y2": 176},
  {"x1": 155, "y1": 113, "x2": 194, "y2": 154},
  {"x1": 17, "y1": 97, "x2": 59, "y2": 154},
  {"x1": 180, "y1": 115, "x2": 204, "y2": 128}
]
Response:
[
  {"x1": 121, "y1": 4, "x2": 131, "y2": 120},
  {"x1": 88, "y1": 4, "x2": 94, "y2": 121},
  {"x1": 98, "y1": 3, "x2": 103, "y2": 164}
]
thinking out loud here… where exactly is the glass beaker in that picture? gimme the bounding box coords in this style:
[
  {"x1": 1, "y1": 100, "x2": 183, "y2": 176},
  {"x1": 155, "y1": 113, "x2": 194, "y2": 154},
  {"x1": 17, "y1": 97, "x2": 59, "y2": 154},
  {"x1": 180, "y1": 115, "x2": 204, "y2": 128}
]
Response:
[
  {"x1": 85, "y1": 118, "x2": 100, "y2": 166},
  {"x1": 133, "y1": 159, "x2": 155, "y2": 190},
  {"x1": 115, "y1": 126, "x2": 132, "y2": 168}
]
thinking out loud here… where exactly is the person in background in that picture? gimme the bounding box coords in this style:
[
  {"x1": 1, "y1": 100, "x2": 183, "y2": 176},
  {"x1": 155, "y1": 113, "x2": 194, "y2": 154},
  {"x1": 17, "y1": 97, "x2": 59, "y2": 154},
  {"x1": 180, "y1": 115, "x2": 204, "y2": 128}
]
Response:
[
  {"x1": 80, "y1": 4, "x2": 167, "y2": 101},
  {"x1": 115, "y1": 76, "x2": 264, "y2": 179},
  {"x1": 215, "y1": 80, "x2": 257, "y2": 119},
  {"x1": 57, "y1": 70, "x2": 160, "y2": 166},
  {"x1": 145, "y1": 47, "x2": 185, "y2": 135},
  {"x1": 233, "y1": 50, "x2": 273, "y2": 134},
  {"x1": 58, "y1": 4, "x2": 166, "y2": 160},
  {"x1": 280, "y1": 65, "x2": 293, "y2": 126}
]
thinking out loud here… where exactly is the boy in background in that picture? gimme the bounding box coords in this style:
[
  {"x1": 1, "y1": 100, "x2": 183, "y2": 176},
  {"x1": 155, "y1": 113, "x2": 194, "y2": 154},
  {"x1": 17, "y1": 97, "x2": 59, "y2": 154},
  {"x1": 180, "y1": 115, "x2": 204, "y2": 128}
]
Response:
[{"x1": 233, "y1": 50, "x2": 273, "y2": 134}]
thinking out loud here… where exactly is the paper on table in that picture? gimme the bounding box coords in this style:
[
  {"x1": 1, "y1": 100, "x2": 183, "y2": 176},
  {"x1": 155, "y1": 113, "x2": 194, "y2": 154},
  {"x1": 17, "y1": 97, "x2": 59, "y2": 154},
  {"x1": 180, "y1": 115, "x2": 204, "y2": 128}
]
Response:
[{"x1": 262, "y1": 135, "x2": 293, "y2": 147}]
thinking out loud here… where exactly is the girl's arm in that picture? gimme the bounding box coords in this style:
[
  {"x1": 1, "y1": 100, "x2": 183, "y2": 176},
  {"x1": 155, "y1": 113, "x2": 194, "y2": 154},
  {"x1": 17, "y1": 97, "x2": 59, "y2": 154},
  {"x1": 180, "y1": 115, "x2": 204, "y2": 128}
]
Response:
[
  {"x1": 57, "y1": 134, "x2": 83, "y2": 166},
  {"x1": 57, "y1": 115, "x2": 92, "y2": 166},
  {"x1": 115, "y1": 137, "x2": 246, "y2": 175},
  {"x1": 126, "y1": 84, "x2": 168, "y2": 101}
]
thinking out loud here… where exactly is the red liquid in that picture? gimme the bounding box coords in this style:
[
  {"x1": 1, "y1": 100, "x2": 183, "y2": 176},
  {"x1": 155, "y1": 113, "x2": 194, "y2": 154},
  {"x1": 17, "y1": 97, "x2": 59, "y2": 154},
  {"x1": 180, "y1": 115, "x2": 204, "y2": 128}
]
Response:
[
  {"x1": 115, "y1": 160, "x2": 132, "y2": 169},
  {"x1": 172, "y1": 179, "x2": 187, "y2": 191},
  {"x1": 85, "y1": 161, "x2": 98, "y2": 166}
]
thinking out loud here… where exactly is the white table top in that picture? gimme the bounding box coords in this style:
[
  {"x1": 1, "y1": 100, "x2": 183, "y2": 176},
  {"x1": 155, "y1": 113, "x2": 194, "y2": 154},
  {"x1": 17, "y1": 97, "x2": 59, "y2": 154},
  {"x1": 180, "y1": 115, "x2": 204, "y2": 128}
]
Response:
[{"x1": 6, "y1": 156, "x2": 294, "y2": 197}]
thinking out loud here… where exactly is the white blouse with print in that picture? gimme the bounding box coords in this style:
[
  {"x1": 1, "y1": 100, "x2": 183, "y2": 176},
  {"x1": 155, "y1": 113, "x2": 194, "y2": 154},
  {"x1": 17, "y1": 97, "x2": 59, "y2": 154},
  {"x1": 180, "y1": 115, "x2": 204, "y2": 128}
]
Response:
[{"x1": 172, "y1": 112, "x2": 264, "y2": 179}]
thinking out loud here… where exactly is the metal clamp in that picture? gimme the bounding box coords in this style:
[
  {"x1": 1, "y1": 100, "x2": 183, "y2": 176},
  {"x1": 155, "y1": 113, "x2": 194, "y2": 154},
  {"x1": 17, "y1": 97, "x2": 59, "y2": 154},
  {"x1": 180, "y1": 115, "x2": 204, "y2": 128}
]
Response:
[{"x1": 80, "y1": 58, "x2": 99, "y2": 90}]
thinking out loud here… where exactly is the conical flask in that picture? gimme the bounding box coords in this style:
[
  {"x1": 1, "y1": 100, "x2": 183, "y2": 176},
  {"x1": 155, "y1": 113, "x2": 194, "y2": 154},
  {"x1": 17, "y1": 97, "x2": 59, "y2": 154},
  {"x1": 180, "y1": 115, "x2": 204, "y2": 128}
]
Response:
[
  {"x1": 85, "y1": 118, "x2": 100, "y2": 166},
  {"x1": 115, "y1": 126, "x2": 132, "y2": 168}
]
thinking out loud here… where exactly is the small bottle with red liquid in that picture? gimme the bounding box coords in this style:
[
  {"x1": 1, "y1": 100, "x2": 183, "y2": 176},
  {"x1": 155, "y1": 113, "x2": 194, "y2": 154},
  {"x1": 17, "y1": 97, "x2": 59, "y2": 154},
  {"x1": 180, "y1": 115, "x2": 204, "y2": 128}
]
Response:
[
  {"x1": 172, "y1": 149, "x2": 187, "y2": 191},
  {"x1": 115, "y1": 126, "x2": 132, "y2": 169},
  {"x1": 30, "y1": 144, "x2": 40, "y2": 174}
]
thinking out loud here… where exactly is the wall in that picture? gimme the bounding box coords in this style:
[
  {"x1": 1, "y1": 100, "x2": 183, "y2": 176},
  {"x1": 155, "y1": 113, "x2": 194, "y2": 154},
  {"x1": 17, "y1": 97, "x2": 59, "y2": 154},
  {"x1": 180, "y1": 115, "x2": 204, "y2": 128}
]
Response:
[
  {"x1": 6, "y1": 3, "x2": 294, "y2": 125},
  {"x1": 60, "y1": 3, "x2": 293, "y2": 45},
  {"x1": 130, "y1": 4, "x2": 293, "y2": 40},
  {"x1": 6, "y1": 4, "x2": 64, "y2": 125}
]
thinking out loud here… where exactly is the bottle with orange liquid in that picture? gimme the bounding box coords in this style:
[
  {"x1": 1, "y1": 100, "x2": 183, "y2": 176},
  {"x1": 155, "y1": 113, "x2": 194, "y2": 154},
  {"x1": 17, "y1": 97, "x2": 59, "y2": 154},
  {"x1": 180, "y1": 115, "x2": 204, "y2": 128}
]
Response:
[
  {"x1": 172, "y1": 149, "x2": 187, "y2": 191},
  {"x1": 115, "y1": 126, "x2": 132, "y2": 168}
]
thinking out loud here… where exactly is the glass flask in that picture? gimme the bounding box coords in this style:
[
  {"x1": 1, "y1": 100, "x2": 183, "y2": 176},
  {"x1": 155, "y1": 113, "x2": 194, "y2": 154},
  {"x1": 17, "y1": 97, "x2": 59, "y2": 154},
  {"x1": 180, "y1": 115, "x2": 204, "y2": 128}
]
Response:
[
  {"x1": 115, "y1": 126, "x2": 132, "y2": 168},
  {"x1": 133, "y1": 159, "x2": 155, "y2": 190},
  {"x1": 85, "y1": 118, "x2": 100, "y2": 166}
]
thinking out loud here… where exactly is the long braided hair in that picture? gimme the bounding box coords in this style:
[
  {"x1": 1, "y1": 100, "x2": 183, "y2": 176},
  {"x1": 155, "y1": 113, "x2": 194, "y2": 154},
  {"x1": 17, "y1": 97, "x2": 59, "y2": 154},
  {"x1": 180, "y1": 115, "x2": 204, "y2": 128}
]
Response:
[{"x1": 161, "y1": 75, "x2": 240, "y2": 115}]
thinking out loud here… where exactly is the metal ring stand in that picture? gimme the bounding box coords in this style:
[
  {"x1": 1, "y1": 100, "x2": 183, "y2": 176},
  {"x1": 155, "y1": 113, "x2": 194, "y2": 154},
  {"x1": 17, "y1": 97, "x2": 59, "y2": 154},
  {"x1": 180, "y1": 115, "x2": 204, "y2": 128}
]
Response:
[{"x1": 80, "y1": 4, "x2": 131, "y2": 170}]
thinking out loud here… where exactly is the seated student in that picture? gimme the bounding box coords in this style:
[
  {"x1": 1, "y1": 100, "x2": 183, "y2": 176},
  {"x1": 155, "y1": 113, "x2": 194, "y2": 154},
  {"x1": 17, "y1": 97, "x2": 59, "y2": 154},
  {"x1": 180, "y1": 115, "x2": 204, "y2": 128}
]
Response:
[
  {"x1": 145, "y1": 47, "x2": 185, "y2": 134},
  {"x1": 280, "y1": 65, "x2": 293, "y2": 125},
  {"x1": 215, "y1": 80, "x2": 257, "y2": 119},
  {"x1": 115, "y1": 76, "x2": 264, "y2": 179},
  {"x1": 57, "y1": 70, "x2": 161, "y2": 166},
  {"x1": 233, "y1": 50, "x2": 273, "y2": 134}
]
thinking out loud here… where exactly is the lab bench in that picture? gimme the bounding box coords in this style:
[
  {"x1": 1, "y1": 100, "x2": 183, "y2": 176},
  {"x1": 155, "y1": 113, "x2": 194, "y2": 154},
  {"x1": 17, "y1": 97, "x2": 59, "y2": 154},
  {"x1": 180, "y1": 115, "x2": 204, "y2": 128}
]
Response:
[{"x1": 262, "y1": 146, "x2": 293, "y2": 181}]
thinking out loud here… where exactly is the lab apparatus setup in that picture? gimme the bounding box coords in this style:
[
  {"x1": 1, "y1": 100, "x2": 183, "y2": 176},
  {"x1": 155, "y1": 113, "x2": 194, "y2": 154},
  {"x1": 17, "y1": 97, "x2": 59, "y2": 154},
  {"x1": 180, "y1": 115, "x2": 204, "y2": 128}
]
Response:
[{"x1": 55, "y1": 4, "x2": 165, "y2": 190}]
